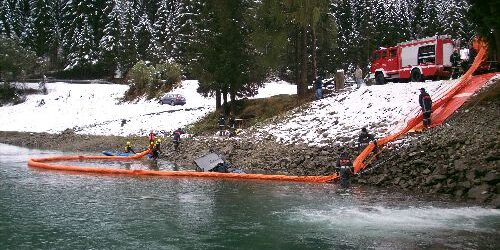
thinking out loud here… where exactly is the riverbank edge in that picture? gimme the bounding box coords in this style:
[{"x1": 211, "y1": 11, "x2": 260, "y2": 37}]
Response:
[{"x1": 1, "y1": 80, "x2": 498, "y2": 208}]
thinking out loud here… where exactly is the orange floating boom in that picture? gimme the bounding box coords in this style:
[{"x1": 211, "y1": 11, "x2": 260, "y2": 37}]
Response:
[{"x1": 354, "y1": 40, "x2": 495, "y2": 173}]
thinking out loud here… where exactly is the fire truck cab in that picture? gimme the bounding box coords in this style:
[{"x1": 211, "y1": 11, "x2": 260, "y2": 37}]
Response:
[{"x1": 370, "y1": 35, "x2": 455, "y2": 84}]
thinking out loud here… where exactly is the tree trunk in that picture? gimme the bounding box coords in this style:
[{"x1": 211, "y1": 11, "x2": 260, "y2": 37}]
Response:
[
  {"x1": 295, "y1": 29, "x2": 301, "y2": 95},
  {"x1": 230, "y1": 89, "x2": 236, "y2": 116},
  {"x1": 222, "y1": 88, "x2": 228, "y2": 115},
  {"x1": 312, "y1": 26, "x2": 317, "y2": 80},
  {"x1": 299, "y1": 26, "x2": 308, "y2": 97},
  {"x1": 216, "y1": 89, "x2": 221, "y2": 109}
]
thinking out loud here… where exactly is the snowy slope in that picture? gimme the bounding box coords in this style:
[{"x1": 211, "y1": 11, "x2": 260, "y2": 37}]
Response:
[
  {"x1": 254, "y1": 80, "x2": 460, "y2": 147},
  {"x1": 1, "y1": 78, "x2": 460, "y2": 145},
  {"x1": 0, "y1": 80, "x2": 296, "y2": 136}
]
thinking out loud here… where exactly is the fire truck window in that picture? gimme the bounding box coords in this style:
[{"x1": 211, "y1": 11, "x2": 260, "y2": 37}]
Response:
[
  {"x1": 381, "y1": 50, "x2": 387, "y2": 58},
  {"x1": 418, "y1": 45, "x2": 436, "y2": 64},
  {"x1": 373, "y1": 53, "x2": 379, "y2": 60},
  {"x1": 390, "y1": 49, "x2": 397, "y2": 58}
]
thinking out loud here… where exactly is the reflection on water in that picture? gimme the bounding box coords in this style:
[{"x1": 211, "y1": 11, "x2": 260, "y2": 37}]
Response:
[{"x1": 0, "y1": 143, "x2": 499, "y2": 249}]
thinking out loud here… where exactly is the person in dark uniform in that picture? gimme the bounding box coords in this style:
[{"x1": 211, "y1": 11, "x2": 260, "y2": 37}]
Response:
[
  {"x1": 358, "y1": 127, "x2": 377, "y2": 151},
  {"x1": 124, "y1": 141, "x2": 136, "y2": 154},
  {"x1": 218, "y1": 114, "x2": 225, "y2": 136},
  {"x1": 336, "y1": 151, "x2": 354, "y2": 189},
  {"x1": 450, "y1": 48, "x2": 461, "y2": 79},
  {"x1": 172, "y1": 128, "x2": 184, "y2": 151},
  {"x1": 418, "y1": 88, "x2": 433, "y2": 129},
  {"x1": 314, "y1": 76, "x2": 323, "y2": 100}
]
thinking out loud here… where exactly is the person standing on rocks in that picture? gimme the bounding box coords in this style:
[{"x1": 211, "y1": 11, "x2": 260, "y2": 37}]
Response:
[
  {"x1": 148, "y1": 130, "x2": 156, "y2": 144},
  {"x1": 336, "y1": 151, "x2": 354, "y2": 189},
  {"x1": 418, "y1": 88, "x2": 433, "y2": 129},
  {"x1": 218, "y1": 114, "x2": 226, "y2": 136},
  {"x1": 172, "y1": 128, "x2": 184, "y2": 151}
]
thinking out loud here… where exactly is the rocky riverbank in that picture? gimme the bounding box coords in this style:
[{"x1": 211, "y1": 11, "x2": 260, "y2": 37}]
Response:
[
  {"x1": 355, "y1": 81, "x2": 500, "y2": 207},
  {"x1": 1, "y1": 80, "x2": 498, "y2": 207}
]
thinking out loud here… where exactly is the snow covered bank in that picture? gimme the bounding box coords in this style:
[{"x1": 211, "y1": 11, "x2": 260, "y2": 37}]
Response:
[
  {"x1": 0, "y1": 80, "x2": 296, "y2": 136},
  {"x1": 254, "y1": 80, "x2": 460, "y2": 147}
]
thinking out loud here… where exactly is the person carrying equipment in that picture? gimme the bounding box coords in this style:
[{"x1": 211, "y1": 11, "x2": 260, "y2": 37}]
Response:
[
  {"x1": 172, "y1": 128, "x2": 184, "y2": 151},
  {"x1": 418, "y1": 88, "x2": 433, "y2": 129},
  {"x1": 336, "y1": 151, "x2": 354, "y2": 189},
  {"x1": 124, "y1": 141, "x2": 136, "y2": 154}
]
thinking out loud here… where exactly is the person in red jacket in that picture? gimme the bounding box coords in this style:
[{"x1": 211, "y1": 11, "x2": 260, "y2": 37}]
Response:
[{"x1": 148, "y1": 130, "x2": 156, "y2": 143}]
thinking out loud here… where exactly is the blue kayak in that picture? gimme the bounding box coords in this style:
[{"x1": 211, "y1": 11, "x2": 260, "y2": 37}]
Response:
[{"x1": 102, "y1": 151, "x2": 134, "y2": 157}]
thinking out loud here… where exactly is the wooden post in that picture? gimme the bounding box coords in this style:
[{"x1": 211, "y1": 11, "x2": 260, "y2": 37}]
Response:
[{"x1": 335, "y1": 69, "x2": 345, "y2": 90}]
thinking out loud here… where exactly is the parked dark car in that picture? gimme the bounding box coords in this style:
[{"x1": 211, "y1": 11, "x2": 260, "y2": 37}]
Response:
[{"x1": 160, "y1": 93, "x2": 186, "y2": 105}]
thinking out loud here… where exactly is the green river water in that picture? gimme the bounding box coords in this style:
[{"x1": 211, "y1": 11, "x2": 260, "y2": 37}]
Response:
[{"x1": 0, "y1": 143, "x2": 499, "y2": 249}]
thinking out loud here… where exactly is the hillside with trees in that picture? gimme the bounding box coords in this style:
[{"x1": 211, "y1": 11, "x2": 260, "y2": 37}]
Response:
[{"x1": 1, "y1": 0, "x2": 494, "y2": 107}]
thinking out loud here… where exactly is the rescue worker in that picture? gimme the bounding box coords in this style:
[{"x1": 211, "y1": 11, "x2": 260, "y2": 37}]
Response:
[
  {"x1": 218, "y1": 114, "x2": 226, "y2": 136},
  {"x1": 150, "y1": 139, "x2": 162, "y2": 160},
  {"x1": 172, "y1": 128, "x2": 184, "y2": 151},
  {"x1": 450, "y1": 48, "x2": 461, "y2": 79},
  {"x1": 314, "y1": 76, "x2": 323, "y2": 100},
  {"x1": 148, "y1": 130, "x2": 156, "y2": 143},
  {"x1": 124, "y1": 141, "x2": 136, "y2": 154},
  {"x1": 336, "y1": 151, "x2": 354, "y2": 189},
  {"x1": 358, "y1": 127, "x2": 377, "y2": 152},
  {"x1": 418, "y1": 88, "x2": 433, "y2": 128}
]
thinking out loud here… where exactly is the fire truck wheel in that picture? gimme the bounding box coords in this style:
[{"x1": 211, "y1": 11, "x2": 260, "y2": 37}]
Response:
[
  {"x1": 410, "y1": 68, "x2": 423, "y2": 82},
  {"x1": 375, "y1": 73, "x2": 386, "y2": 85}
]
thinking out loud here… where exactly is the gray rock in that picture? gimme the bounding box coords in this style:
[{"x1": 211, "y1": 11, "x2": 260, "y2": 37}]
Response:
[
  {"x1": 490, "y1": 195, "x2": 500, "y2": 209},
  {"x1": 482, "y1": 171, "x2": 498, "y2": 184},
  {"x1": 467, "y1": 184, "x2": 490, "y2": 201}
]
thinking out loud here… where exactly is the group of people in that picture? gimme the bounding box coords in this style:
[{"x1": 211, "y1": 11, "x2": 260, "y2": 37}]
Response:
[
  {"x1": 218, "y1": 114, "x2": 237, "y2": 136},
  {"x1": 450, "y1": 46, "x2": 477, "y2": 79},
  {"x1": 313, "y1": 65, "x2": 365, "y2": 101},
  {"x1": 122, "y1": 128, "x2": 186, "y2": 161}
]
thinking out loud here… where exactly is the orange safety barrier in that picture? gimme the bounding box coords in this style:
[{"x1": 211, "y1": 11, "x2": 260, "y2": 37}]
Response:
[
  {"x1": 27, "y1": 41, "x2": 495, "y2": 184},
  {"x1": 28, "y1": 148, "x2": 337, "y2": 183},
  {"x1": 354, "y1": 40, "x2": 495, "y2": 173}
]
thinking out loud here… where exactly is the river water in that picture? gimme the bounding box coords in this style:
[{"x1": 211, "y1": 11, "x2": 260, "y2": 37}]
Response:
[{"x1": 1, "y1": 143, "x2": 499, "y2": 249}]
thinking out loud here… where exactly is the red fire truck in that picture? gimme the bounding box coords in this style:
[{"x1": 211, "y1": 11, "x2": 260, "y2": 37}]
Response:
[{"x1": 369, "y1": 35, "x2": 455, "y2": 84}]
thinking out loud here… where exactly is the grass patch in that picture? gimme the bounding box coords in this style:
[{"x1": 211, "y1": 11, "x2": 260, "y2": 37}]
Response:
[{"x1": 188, "y1": 92, "x2": 315, "y2": 135}]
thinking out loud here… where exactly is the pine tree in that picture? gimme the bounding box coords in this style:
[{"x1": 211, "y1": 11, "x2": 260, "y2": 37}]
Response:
[
  {"x1": 120, "y1": 1, "x2": 138, "y2": 72},
  {"x1": 99, "y1": 0, "x2": 122, "y2": 74},
  {"x1": 135, "y1": 12, "x2": 153, "y2": 61},
  {"x1": 27, "y1": 0, "x2": 56, "y2": 57},
  {"x1": 422, "y1": 0, "x2": 442, "y2": 37},
  {"x1": 0, "y1": 0, "x2": 14, "y2": 37}
]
